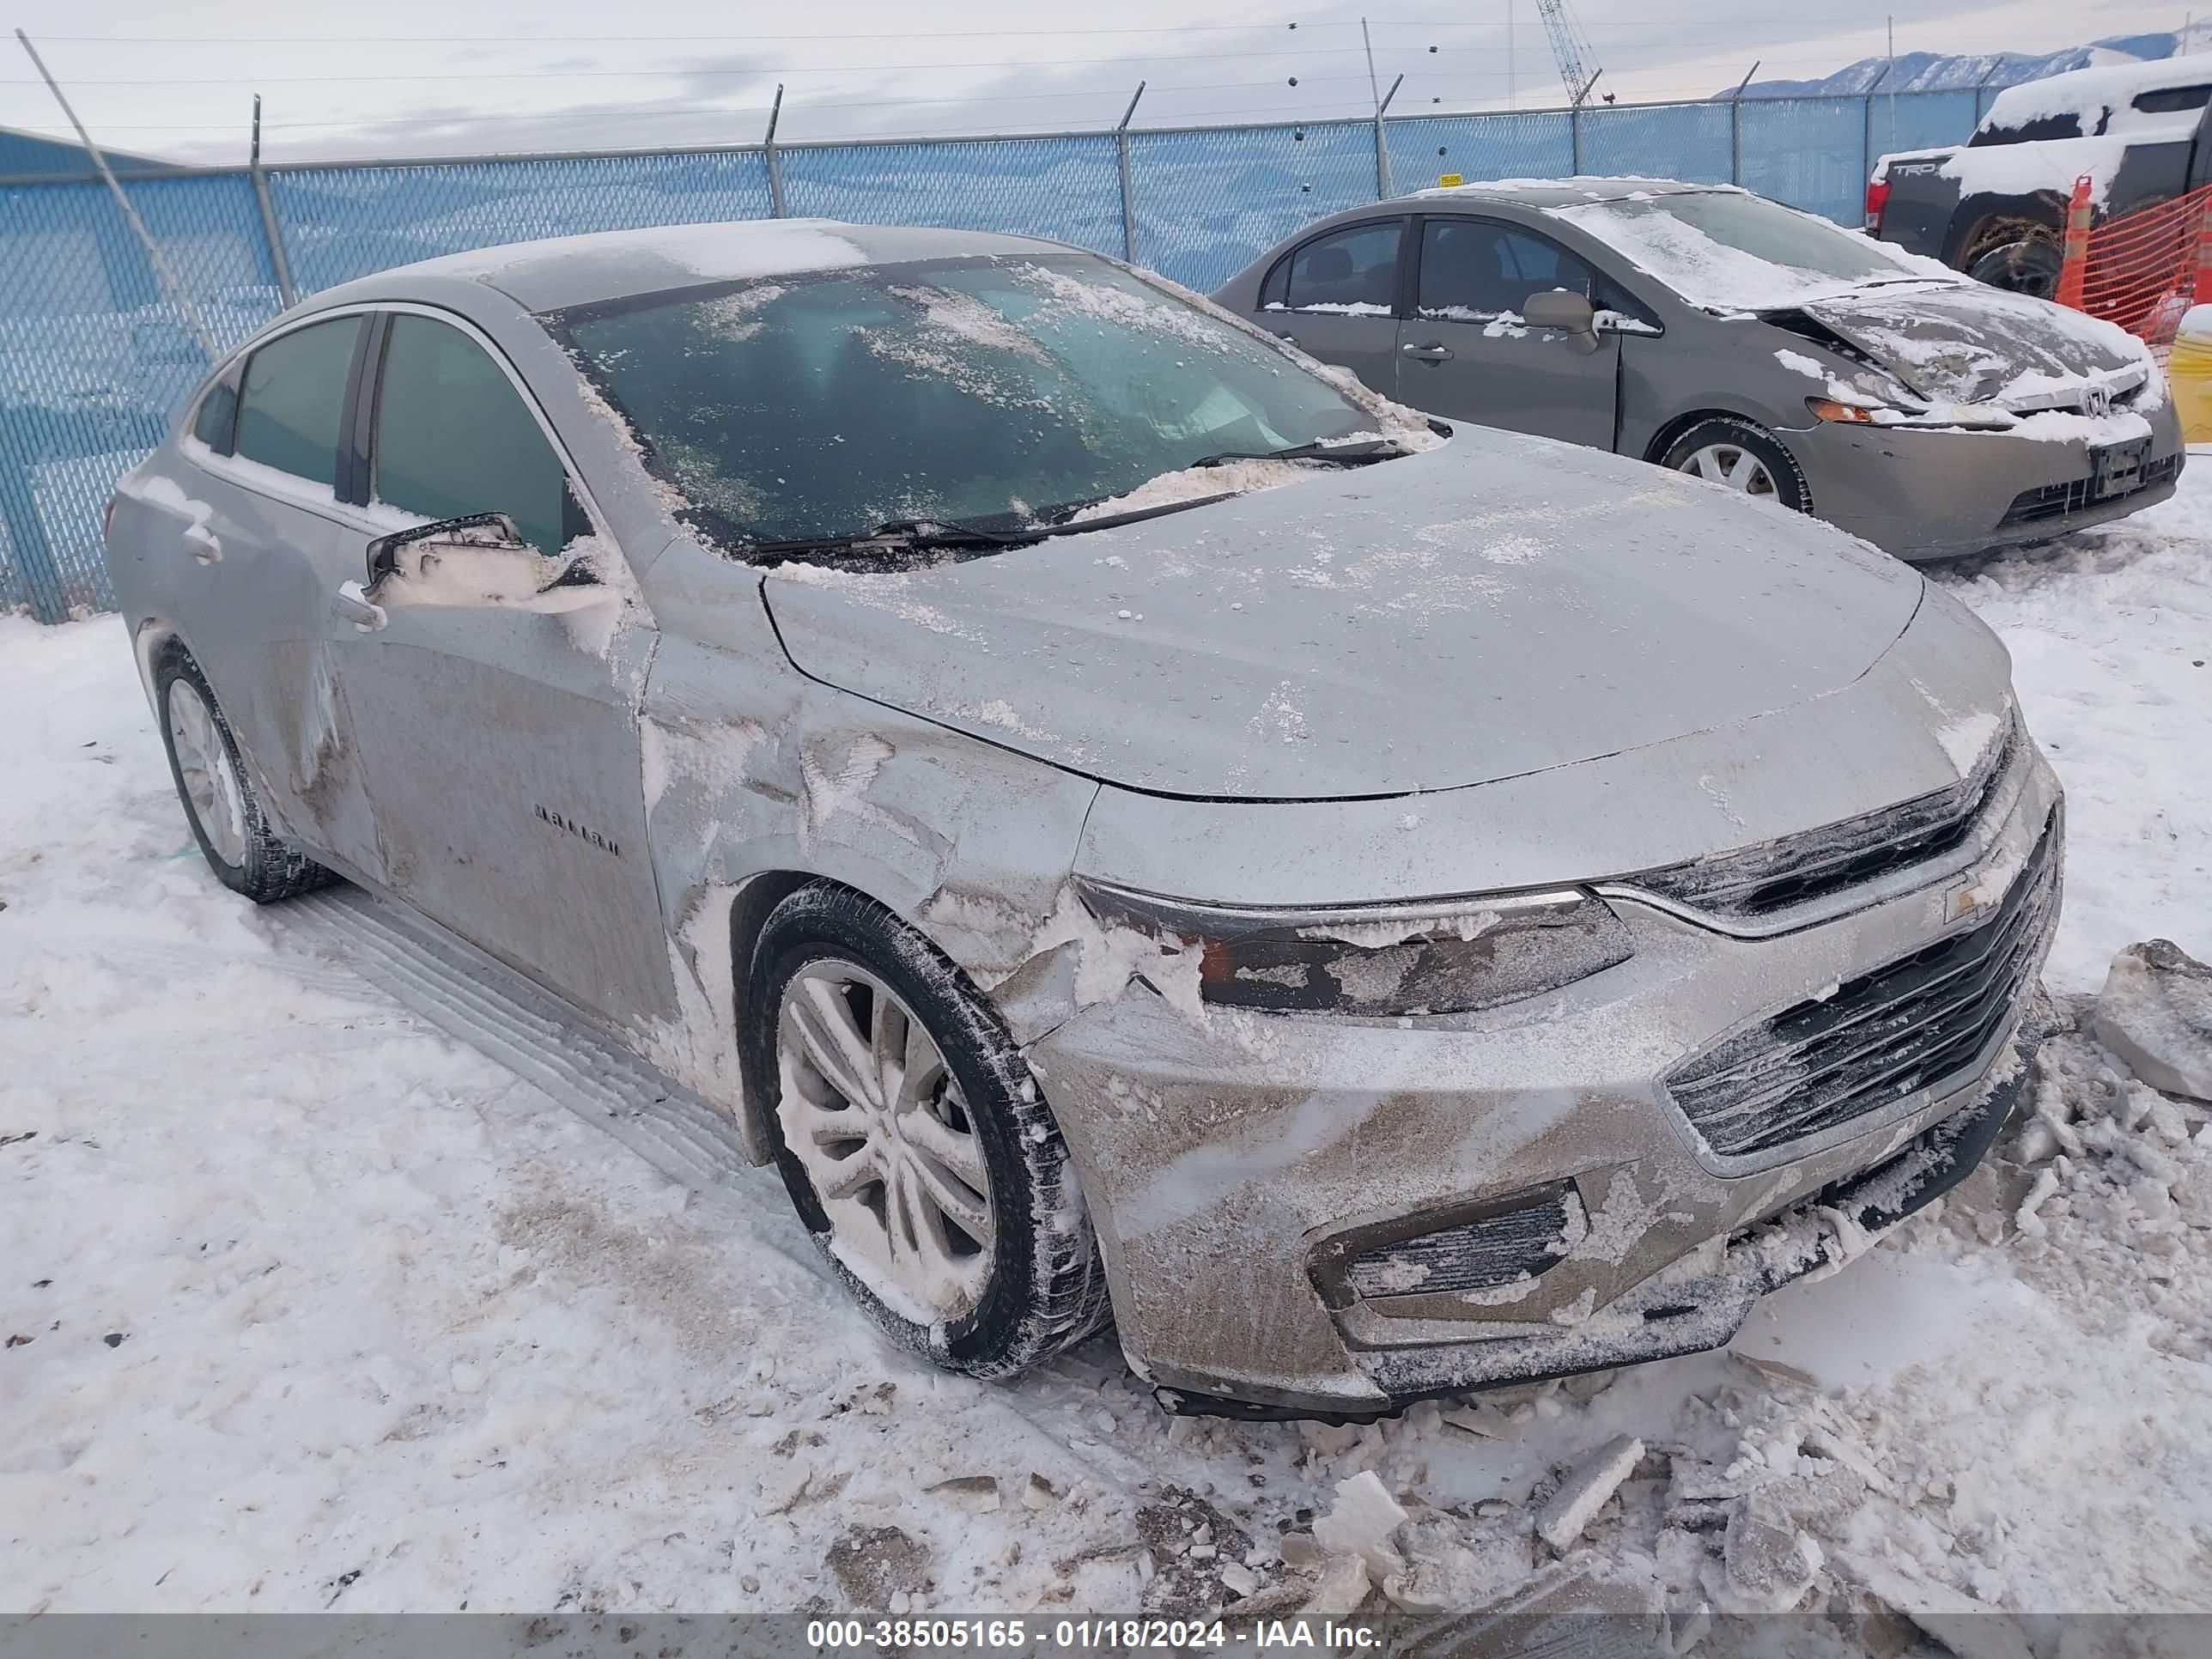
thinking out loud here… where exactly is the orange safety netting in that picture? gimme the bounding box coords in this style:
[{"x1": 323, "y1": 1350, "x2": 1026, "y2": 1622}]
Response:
[{"x1": 2055, "y1": 179, "x2": 2212, "y2": 353}]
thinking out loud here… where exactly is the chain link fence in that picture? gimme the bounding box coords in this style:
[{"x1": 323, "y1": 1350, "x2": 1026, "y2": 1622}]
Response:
[{"x1": 2, "y1": 86, "x2": 2002, "y2": 621}]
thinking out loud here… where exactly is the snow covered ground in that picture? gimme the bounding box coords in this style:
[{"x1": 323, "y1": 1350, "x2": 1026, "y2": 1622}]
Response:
[{"x1": 3, "y1": 475, "x2": 2210, "y2": 1630}]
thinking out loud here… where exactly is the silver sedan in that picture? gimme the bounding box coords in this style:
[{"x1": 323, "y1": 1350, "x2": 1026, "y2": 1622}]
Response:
[{"x1": 106, "y1": 220, "x2": 2060, "y2": 1419}]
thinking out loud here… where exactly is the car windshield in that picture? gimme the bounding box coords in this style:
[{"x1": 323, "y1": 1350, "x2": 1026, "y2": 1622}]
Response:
[
  {"x1": 553, "y1": 252, "x2": 1378, "y2": 553},
  {"x1": 1552, "y1": 191, "x2": 1948, "y2": 313}
]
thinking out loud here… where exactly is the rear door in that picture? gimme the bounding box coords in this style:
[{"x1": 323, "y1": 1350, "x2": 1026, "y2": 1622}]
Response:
[
  {"x1": 1250, "y1": 217, "x2": 1408, "y2": 398},
  {"x1": 320, "y1": 307, "x2": 676, "y2": 1030},
  {"x1": 159, "y1": 310, "x2": 387, "y2": 878},
  {"x1": 1394, "y1": 215, "x2": 1624, "y2": 447}
]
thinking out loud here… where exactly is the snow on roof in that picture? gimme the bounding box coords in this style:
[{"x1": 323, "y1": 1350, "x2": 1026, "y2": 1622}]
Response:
[
  {"x1": 1981, "y1": 52, "x2": 2212, "y2": 131},
  {"x1": 1410, "y1": 176, "x2": 1725, "y2": 208}
]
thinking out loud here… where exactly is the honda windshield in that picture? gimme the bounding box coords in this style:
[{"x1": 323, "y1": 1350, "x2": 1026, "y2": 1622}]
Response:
[
  {"x1": 1552, "y1": 190, "x2": 1958, "y2": 313},
  {"x1": 552, "y1": 253, "x2": 1382, "y2": 556}
]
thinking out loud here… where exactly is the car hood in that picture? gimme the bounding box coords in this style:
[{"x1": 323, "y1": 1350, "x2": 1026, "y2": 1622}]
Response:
[
  {"x1": 762, "y1": 434, "x2": 1923, "y2": 801},
  {"x1": 1796, "y1": 285, "x2": 2146, "y2": 406}
]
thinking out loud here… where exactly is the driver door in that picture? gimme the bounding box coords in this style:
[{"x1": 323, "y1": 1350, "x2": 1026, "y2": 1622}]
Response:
[
  {"x1": 323, "y1": 307, "x2": 676, "y2": 1030},
  {"x1": 1394, "y1": 216, "x2": 1624, "y2": 448}
]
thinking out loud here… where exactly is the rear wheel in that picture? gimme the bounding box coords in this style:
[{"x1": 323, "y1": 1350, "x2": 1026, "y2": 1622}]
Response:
[
  {"x1": 1966, "y1": 235, "x2": 2063, "y2": 300},
  {"x1": 1659, "y1": 416, "x2": 1812, "y2": 514},
  {"x1": 744, "y1": 882, "x2": 1110, "y2": 1377},
  {"x1": 154, "y1": 647, "x2": 335, "y2": 903}
]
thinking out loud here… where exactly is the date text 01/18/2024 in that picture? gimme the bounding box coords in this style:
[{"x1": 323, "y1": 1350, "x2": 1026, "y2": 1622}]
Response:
[{"x1": 803, "y1": 1617, "x2": 1384, "y2": 1649}]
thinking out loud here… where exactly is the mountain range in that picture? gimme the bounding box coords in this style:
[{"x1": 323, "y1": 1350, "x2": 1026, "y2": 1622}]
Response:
[{"x1": 1723, "y1": 27, "x2": 2210, "y2": 98}]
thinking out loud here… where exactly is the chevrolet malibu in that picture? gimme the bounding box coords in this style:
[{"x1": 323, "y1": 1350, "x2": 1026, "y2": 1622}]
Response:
[
  {"x1": 1214, "y1": 179, "x2": 2180, "y2": 562},
  {"x1": 106, "y1": 221, "x2": 2062, "y2": 1419}
]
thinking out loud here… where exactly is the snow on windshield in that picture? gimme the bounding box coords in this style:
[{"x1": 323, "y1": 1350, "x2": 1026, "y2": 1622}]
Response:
[{"x1": 1551, "y1": 192, "x2": 1962, "y2": 313}]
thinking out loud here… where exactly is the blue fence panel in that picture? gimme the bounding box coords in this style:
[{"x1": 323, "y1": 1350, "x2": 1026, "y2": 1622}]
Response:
[
  {"x1": 0, "y1": 88, "x2": 2000, "y2": 621},
  {"x1": 1385, "y1": 111, "x2": 1574, "y2": 195},
  {"x1": 1736, "y1": 97, "x2": 1869, "y2": 224},
  {"x1": 783, "y1": 136, "x2": 1122, "y2": 257},
  {"x1": 269, "y1": 149, "x2": 776, "y2": 294},
  {"x1": 0, "y1": 174, "x2": 278, "y2": 619},
  {"x1": 1869, "y1": 89, "x2": 1980, "y2": 161},
  {"x1": 1580, "y1": 102, "x2": 1734, "y2": 184},
  {"x1": 1129, "y1": 120, "x2": 1379, "y2": 293}
]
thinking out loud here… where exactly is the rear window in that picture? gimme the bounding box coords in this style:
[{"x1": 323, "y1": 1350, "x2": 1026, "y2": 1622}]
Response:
[
  {"x1": 1969, "y1": 110, "x2": 2088, "y2": 146},
  {"x1": 2134, "y1": 83, "x2": 2212, "y2": 114},
  {"x1": 234, "y1": 315, "x2": 362, "y2": 488}
]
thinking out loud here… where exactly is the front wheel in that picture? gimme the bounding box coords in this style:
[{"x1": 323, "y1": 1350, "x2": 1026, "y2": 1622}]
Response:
[
  {"x1": 744, "y1": 883, "x2": 1110, "y2": 1377},
  {"x1": 1966, "y1": 236, "x2": 2063, "y2": 300},
  {"x1": 1660, "y1": 416, "x2": 1813, "y2": 514}
]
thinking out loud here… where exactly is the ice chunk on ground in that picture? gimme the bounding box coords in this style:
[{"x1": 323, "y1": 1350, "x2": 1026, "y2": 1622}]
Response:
[
  {"x1": 1311, "y1": 1469, "x2": 1408, "y2": 1576},
  {"x1": 1534, "y1": 1434, "x2": 1643, "y2": 1551},
  {"x1": 2094, "y1": 939, "x2": 2212, "y2": 1103},
  {"x1": 1710, "y1": 1490, "x2": 1821, "y2": 1613}
]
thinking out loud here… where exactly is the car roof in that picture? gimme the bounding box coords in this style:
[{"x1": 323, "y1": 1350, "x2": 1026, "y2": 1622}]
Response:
[
  {"x1": 1981, "y1": 52, "x2": 2212, "y2": 127},
  {"x1": 309, "y1": 219, "x2": 1083, "y2": 313},
  {"x1": 1400, "y1": 175, "x2": 1729, "y2": 210}
]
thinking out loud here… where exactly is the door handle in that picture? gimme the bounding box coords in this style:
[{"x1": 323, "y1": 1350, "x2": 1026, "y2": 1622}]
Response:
[
  {"x1": 1401, "y1": 342, "x2": 1455, "y2": 362},
  {"x1": 182, "y1": 522, "x2": 222, "y2": 564},
  {"x1": 332, "y1": 580, "x2": 386, "y2": 633}
]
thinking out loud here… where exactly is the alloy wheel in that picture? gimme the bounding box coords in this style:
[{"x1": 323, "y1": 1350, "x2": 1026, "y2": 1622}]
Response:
[
  {"x1": 1679, "y1": 443, "x2": 1778, "y2": 498},
  {"x1": 776, "y1": 961, "x2": 995, "y2": 1319},
  {"x1": 167, "y1": 678, "x2": 249, "y2": 867}
]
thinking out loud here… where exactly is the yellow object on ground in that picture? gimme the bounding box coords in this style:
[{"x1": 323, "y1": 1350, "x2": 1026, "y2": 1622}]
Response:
[
  {"x1": 2169, "y1": 331, "x2": 2212, "y2": 445},
  {"x1": 2167, "y1": 309, "x2": 2212, "y2": 444}
]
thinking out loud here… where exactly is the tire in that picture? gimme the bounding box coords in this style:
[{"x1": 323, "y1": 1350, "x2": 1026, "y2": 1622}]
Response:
[
  {"x1": 1966, "y1": 235, "x2": 2063, "y2": 300},
  {"x1": 153, "y1": 647, "x2": 336, "y2": 903},
  {"x1": 743, "y1": 882, "x2": 1111, "y2": 1378},
  {"x1": 1658, "y1": 416, "x2": 1814, "y2": 514}
]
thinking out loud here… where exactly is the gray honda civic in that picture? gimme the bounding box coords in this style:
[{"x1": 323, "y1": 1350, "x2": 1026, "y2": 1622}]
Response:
[
  {"x1": 106, "y1": 220, "x2": 2060, "y2": 1419},
  {"x1": 1213, "y1": 179, "x2": 2179, "y2": 562}
]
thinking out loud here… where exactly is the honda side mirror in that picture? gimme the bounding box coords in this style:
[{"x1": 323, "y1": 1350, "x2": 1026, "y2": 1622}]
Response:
[{"x1": 1523, "y1": 289, "x2": 1601, "y2": 354}]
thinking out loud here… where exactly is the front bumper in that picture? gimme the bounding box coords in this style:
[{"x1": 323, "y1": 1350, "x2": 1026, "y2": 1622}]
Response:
[
  {"x1": 1024, "y1": 754, "x2": 2062, "y2": 1419},
  {"x1": 1778, "y1": 402, "x2": 2184, "y2": 562}
]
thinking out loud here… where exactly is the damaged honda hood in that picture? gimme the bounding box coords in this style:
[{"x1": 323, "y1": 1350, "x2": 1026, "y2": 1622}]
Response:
[
  {"x1": 762, "y1": 435, "x2": 1924, "y2": 800},
  {"x1": 1796, "y1": 286, "x2": 2148, "y2": 407}
]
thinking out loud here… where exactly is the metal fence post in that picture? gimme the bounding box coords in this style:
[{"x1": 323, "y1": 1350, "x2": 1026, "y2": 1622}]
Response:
[
  {"x1": 248, "y1": 95, "x2": 298, "y2": 307},
  {"x1": 764, "y1": 84, "x2": 787, "y2": 217},
  {"x1": 1727, "y1": 62, "x2": 1758, "y2": 187},
  {"x1": 0, "y1": 425, "x2": 67, "y2": 623},
  {"x1": 1570, "y1": 104, "x2": 1583, "y2": 173},
  {"x1": 1116, "y1": 82, "x2": 1144, "y2": 264},
  {"x1": 1372, "y1": 74, "x2": 1403, "y2": 198}
]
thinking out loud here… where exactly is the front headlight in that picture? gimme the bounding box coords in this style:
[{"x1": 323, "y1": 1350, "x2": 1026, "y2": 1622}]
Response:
[
  {"x1": 1806, "y1": 397, "x2": 2015, "y2": 432},
  {"x1": 1074, "y1": 880, "x2": 1633, "y2": 1017}
]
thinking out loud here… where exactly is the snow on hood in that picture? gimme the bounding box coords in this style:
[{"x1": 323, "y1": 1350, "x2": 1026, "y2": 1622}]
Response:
[
  {"x1": 1793, "y1": 285, "x2": 2155, "y2": 407},
  {"x1": 760, "y1": 434, "x2": 1923, "y2": 801}
]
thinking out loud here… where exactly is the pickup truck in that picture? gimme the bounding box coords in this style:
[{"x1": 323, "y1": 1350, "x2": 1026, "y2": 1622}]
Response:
[{"x1": 1869, "y1": 54, "x2": 2212, "y2": 296}]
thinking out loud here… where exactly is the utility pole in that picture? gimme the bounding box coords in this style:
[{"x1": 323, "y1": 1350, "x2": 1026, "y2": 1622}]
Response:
[
  {"x1": 1507, "y1": 0, "x2": 1516, "y2": 109},
  {"x1": 15, "y1": 28, "x2": 218, "y2": 362}
]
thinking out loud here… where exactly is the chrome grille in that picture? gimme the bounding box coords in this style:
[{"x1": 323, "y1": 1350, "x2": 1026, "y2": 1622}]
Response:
[
  {"x1": 1630, "y1": 715, "x2": 2019, "y2": 920},
  {"x1": 1666, "y1": 811, "x2": 2059, "y2": 1159}
]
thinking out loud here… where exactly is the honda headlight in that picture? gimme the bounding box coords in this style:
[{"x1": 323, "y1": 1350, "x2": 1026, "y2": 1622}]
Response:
[{"x1": 1075, "y1": 881, "x2": 1633, "y2": 1017}]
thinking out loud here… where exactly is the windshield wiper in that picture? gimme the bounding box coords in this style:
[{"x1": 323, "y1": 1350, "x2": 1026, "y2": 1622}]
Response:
[
  {"x1": 1187, "y1": 436, "x2": 1409, "y2": 469},
  {"x1": 747, "y1": 495, "x2": 1240, "y2": 562}
]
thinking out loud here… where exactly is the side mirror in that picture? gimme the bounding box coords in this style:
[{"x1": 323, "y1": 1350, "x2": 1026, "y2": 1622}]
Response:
[
  {"x1": 364, "y1": 511, "x2": 607, "y2": 614},
  {"x1": 366, "y1": 511, "x2": 527, "y2": 584},
  {"x1": 1523, "y1": 289, "x2": 1601, "y2": 354}
]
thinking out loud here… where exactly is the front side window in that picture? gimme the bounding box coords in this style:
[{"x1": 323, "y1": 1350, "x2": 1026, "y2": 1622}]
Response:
[
  {"x1": 1266, "y1": 222, "x2": 1403, "y2": 314},
  {"x1": 372, "y1": 313, "x2": 577, "y2": 556},
  {"x1": 233, "y1": 315, "x2": 362, "y2": 488},
  {"x1": 555, "y1": 253, "x2": 1374, "y2": 554},
  {"x1": 1416, "y1": 219, "x2": 1611, "y2": 319}
]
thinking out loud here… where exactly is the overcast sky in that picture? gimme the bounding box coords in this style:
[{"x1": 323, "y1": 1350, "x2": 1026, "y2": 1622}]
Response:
[{"x1": 1, "y1": 0, "x2": 2184, "y2": 166}]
